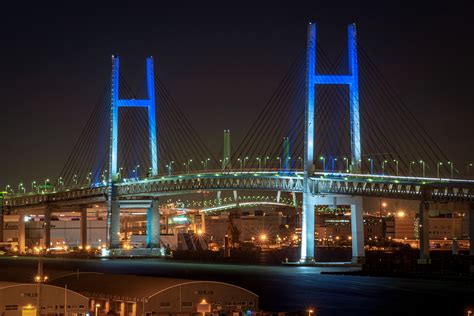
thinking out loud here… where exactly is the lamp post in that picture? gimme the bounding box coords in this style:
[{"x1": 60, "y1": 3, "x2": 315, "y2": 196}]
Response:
[
  {"x1": 18, "y1": 183, "x2": 25, "y2": 194},
  {"x1": 320, "y1": 156, "x2": 326, "y2": 172},
  {"x1": 419, "y1": 160, "x2": 426, "y2": 177},
  {"x1": 343, "y1": 157, "x2": 349, "y2": 173},
  {"x1": 368, "y1": 158, "x2": 374, "y2": 174},
  {"x1": 73, "y1": 174, "x2": 78, "y2": 186},
  {"x1": 331, "y1": 158, "x2": 337, "y2": 171},
  {"x1": 58, "y1": 177, "x2": 64, "y2": 190},
  {"x1": 468, "y1": 163, "x2": 473, "y2": 178},
  {"x1": 5, "y1": 185, "x2": 12, "y2": 194},
  {"x1": 276, "y1": 157, "x2": 281, "y2": 170},
  {"x1": 298, "y1": 156, "x2": 303, "y2": 170},
  {"x1": 31, "y1": 181, "x2": 37, "y2": 193},
  {"x1": 381, "y1": 160, "x2": 388, "y2": 176},
  {"x1": 264, "y1": 156, "x2": 270, "y2": 170},
  {"x1": 256, "y1": 157, "x2": 261, "y2": 170},
  {"x1": 447, "y1": 161, "x2": 454, "y2": 179},
  {"x1": 95, "y1": 304, "x2": 101, "y2": 316},
  {"x1": 238, "y1": 158, "x2": 242, "y2": 170},
  {"x1": 409, "y1": 161, "x2": 415, "y2": 176},
  {"x1": 393, "y1": 159, "x2": 399, "y2": 176},
  {"x1": 244, "y1": 156, "x2": 249, "y2": 169},
  {"x1": 86, "y1": 172, "x2": 92, "y2": 185},
  {"x1": 437, "y1": 162, "x2": 443, "y2": 178}
]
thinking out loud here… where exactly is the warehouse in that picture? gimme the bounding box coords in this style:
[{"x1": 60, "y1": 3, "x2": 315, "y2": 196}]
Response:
[
  {"x1": 0, "y1": 281, "x2": 89, "y2": 316},
  {"x1": 51, "y1": 273, "x2": 259, "y2": 316}
]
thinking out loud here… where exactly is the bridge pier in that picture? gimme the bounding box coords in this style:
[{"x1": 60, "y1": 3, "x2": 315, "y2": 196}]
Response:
[
  {"x1": 44, "y1": 207, "x2": 51, "y2": 249},
  {"x1": 350, "y1": 197, "x2": 365, "y2": 264},
  {"x1": 109, "y1": 200, "x2": 121, "y2": 249},
  {"x1": 300, "y1": 192, "x2": 315, "y2": 263},
  {"x1": 147, "y1": 200, "x2": 160, "y2": 248},
  {"x1": 470, "y1": 203, "x2": 474, "y2": 256},
  {"x1": 418, "y1": 201, "x2": 431, "y2": 263},
  {"x1": 217, "y1": 191, "x2": 222, "y2": 206},
  {"x1": 18, "y1": 212, "x2": 26, "y2": 253},
  {"x1": 80, "y1": 208, "x2": 87, "y2": 250},
  {"x1": 233, "y1": 190, "x2": 239, "y2": 207}
]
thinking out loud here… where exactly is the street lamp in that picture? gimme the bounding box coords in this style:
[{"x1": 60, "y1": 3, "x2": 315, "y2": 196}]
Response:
[
  {"x1": 468, "y1": 163, "x2": 473, "y2": 178},
  {"x1": 168, "y1": 161, "x2": 175, "y2": 176},
  {"x1": 409, "y1": 161, "x2": 416, "y2": 176},
  {"x1": 447, "y1": 161, "x2": 454, "y2": 179},
  {"x1": 238, "y1": 158, "x2": 243, "y2": 170},
  {"x1": 18, "y1": 183, "x2": 25, "y2": 194},
  {"x1": 244, "y1": 156, "x2": 249, "y2": 169},
  {"x1": 95, "y1": 304, "x2": 101, "y2": 316},
  {"x1": 319, "y1": 156, "x2": 326, "y2": 172},
  {"x1": 264, "y1": 156, "x2": 270, "y2": 170},
  {"x1": 298, "y1": 156, "x2": 303, "y2": 169},
  {"x1": 5, "y1": 185, "x2": 12, "y2": 194},
  {"x1": 367, "y1": 158, "x2": 374, "y2": 174},
  {"x1": 331, "y1": 157, "x2": 338, "y2": 171},
  {"x1": 31, "y1": 181, "x2": 37, "y2": 193},
  {"x1": 136, "y1": 164, "x2": 140, "y2": 178},
  {"x1": 392, "y1": 159, "x2": 399, "y2": 176},
  {"x1": 86, "y1": 172, "x2": 92, "y2": 185},
  {"x1": 419, "y1": 160, "x2": 426, "y2": 177},
  {"x1": 343, "y1": 157, "x2": 349, "y2": 172},
  {"x1": 381, "y1": 160, "x2": 388, "y2": 176},
  {"x1": 437, "y1": 162, "x2": 443, "y2": 178},
  {"x1": 256, "y1": 157, "x2": 261, "y2": 170},
  {"x1": 276, "y1": 157, "x2": 281, "y2": 170},
  {"x1": 187, "y1": 159, "x2": 192, "y2": 174},
  {"x1": 73, "y1": 174, "x2": 78, "y2": 186}
]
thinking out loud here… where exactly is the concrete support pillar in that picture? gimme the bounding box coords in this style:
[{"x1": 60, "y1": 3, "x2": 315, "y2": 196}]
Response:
[
  {"x1": 300, "y1": 192, "x2": 315, "y2": 263},
  {"x1": 80, "y1": 208, "x2": 87, "y2": 250},
  {"x1": 109, "y1": 200, "x2": 121, "y2": 248},
  {"x1": 44, "y1": 207, "x2": 51, "y2": 249},
  {"x1": 18, "y1": 212, "x2": 26, "y2": 253},
  {"x1": 119, "y1": 302, "x2": 125, "y2": 316},
  {"x1": 351, "y1": 197, "x2": 365, "y2": 263},
  {"x1": 217, "y1": 191, "x2": 222, "y2": 206},
  {"x1": 233, "y1": 190, "x2": 239, "y2": 207},
  {"x1": 201, "y1": 211, "x2": 206, "y2": 234},
  {"x1": 276, "y1": 191, "x2": 281, "y2": 203},
  {"x1": 419, "y1": 201, "x2": 430, "y2": 262},
  {"x1": 291, "y1": 192, "x2": 297, "y2": 208},
  {"x1": 147, "y1": 200, "x2": 160, "y2": 248},
  {"x1": 469, "y1": 203, "x2": 474, "y2": 256}
]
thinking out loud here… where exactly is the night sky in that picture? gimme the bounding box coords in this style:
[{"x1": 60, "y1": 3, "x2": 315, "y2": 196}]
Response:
[{"x1": 1, "y1": 1, "x2": 473, "y2": 188}]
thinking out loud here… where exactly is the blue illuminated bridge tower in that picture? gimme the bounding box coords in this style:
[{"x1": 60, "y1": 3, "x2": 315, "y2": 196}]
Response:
[
  {"x1": 107, "y1": 56, "x2": 160, "y2": 249},
  {"x1": 301, "y1": 22, "x2": 363, "y2": 264}
]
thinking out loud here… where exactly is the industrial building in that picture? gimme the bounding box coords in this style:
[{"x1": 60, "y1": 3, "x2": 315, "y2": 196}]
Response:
[
  {"x1": 50, "y1": 273, "x2": 259, "y2": 316},
  {"x1": 0, "y1": 282, "x2": 89, "y2": 316}
]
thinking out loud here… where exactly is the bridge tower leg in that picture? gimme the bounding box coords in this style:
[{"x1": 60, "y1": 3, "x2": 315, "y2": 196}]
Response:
[
  {"x1": 351, "y1": 197, "x2": 365, "y2": 263},
  {"x1": 418, "y1": 201, "x2": 431, "y2": 263},
  {"x1": 147, "y1": 200, "x2": 160, "y2": 248},
  {"x1": 469, "y1": 203, "x2": 474, "y2": 256},
  {"x1": 301, "y1": 22, "x2": 316, "y2": 263}
]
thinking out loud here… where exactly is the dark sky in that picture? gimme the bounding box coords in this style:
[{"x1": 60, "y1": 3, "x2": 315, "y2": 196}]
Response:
[{"x1": 1, "y1": 1, "x2": 473, "y2": 188}]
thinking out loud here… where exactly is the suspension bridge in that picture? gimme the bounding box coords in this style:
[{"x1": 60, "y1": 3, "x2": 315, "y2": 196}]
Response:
[{"x1": 2, "y1": 23, "x2": 474, "y2": 264}]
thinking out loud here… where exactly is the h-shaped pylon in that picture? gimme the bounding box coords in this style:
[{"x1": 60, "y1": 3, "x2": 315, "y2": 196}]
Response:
[
  {"x1": 304, "y1": 23, "x2": 361, "y2": 176},
  {"x1": 301, "y1": 23, "x2": 361, "y2": 262},
  {"x1": 109, "y1": 55, "x2": 158, "y2": 182}
]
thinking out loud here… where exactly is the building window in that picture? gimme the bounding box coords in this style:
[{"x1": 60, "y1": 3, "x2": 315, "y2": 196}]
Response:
[
  {"x1": 248, "y1": 301, "x2": 254, "y2": 306},
  {"x1": 159, "y1": 302, "x2": 171, "y2": 308},
  {"x1": 182, "y1": 302, "x2": 193, "y2": 307},
  {"x1": 6, "y1": 305, "x2": 18, "y2": 311}
]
